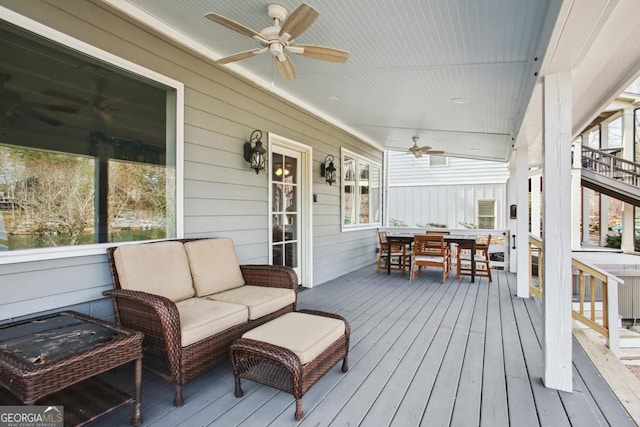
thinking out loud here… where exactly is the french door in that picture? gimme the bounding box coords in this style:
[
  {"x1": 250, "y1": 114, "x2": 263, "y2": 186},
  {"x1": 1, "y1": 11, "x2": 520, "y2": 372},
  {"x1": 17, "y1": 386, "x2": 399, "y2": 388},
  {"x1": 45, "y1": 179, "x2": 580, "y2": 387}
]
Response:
[{"x1": 270, "y1": 146, "x2": 301, "y2": 279}]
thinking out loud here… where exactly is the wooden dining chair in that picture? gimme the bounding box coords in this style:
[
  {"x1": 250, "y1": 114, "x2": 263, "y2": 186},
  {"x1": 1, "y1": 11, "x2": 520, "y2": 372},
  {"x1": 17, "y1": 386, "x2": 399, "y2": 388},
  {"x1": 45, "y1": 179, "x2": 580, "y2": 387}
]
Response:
[
  {"x1": 376, "y1": 230, "x2": 411, "y2": 274},
  {"x1": 456, "y1": 234, "x2": 492, "y2": 282},
  {"x1": 425, "y1": 230, "x2": 452, "y2": 264},
  {"x1": 411, "y1": 234, "x2": 450, "y2": 283}
]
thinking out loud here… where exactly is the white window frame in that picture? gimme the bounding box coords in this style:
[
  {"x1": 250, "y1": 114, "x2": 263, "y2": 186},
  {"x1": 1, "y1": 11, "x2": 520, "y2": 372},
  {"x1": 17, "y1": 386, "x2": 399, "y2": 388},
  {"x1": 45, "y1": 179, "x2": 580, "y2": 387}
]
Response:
[
  {"x1": 341, "y1": 148, "x2": 382, "y2": 231},
  {"x1": 0, "y1": 8, "x2": 184, "y2": 265},
  {"x1": 477, "y1": 199, "x2": 497, "y2": 229}
]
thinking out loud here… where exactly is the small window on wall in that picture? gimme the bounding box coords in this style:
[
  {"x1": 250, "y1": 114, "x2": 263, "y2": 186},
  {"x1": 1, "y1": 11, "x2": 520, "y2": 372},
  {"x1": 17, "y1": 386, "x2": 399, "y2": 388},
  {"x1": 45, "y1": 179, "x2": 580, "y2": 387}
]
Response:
[
  {"x1": 429, "y1": 155, "x2": 447, "y2": 167},
  {"x1": 477, "y1": 200, "x2": 496, "y2": 229},
  {"x1": 341, "y1": 148, "x2": 381, "y2": 230}
]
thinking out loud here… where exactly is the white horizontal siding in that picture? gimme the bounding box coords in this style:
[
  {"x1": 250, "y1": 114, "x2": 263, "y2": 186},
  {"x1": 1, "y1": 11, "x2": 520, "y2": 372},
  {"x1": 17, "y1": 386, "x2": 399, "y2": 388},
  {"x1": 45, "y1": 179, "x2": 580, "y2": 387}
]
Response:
[{"x1": 388, "y1": 150, "x2": 510, "y2": 185}]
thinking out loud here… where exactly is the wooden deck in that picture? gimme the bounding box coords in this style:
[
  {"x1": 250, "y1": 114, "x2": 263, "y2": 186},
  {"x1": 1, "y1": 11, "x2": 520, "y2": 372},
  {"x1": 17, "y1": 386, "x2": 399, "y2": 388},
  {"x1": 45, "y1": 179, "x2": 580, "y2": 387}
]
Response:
[{"x1": 93, "y1": 267, "x2": 636, "y2": 426}]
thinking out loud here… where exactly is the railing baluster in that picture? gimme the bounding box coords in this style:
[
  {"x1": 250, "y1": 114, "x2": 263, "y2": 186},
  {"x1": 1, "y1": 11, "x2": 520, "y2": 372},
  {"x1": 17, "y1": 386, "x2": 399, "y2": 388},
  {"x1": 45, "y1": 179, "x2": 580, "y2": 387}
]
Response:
[
  {"x1": 529, "y1": 233, "x2": 621, "y2": 355},
  {"x1": 579, "y1": 271, "x2": 585, "y2": 315}
]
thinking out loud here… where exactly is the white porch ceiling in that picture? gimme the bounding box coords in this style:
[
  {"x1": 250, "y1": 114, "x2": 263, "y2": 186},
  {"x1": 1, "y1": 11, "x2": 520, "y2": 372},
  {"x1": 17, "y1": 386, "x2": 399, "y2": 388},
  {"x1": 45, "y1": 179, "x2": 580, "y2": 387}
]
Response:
[{"x1": 107, "y1": 0, "x2": 640, "y2": 165}]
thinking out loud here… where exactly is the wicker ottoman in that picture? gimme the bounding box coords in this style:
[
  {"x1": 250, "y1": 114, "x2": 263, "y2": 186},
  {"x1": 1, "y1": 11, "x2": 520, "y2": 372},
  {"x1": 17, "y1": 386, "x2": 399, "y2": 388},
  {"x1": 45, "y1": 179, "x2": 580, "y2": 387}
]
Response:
[{"x1": 230, "y1": 309, "x2": 350, "y2": 420}]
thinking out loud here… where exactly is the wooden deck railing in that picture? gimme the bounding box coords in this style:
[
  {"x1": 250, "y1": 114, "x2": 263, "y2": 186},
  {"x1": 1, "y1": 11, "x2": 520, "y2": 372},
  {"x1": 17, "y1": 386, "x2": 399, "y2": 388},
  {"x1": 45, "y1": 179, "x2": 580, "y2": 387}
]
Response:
[{"x1": 528, "y1": 233, "x2": 621, "y2": 355}]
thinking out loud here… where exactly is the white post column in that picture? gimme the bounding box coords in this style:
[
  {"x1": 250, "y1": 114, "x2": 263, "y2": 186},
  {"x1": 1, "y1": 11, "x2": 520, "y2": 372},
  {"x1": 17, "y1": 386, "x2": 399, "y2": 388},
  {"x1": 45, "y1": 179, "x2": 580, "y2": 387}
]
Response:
[
  {"x1": 542, "y1": 70, "x2": 572, "y2": 392},
  {"x1": 600, "y1": 123, "x2": 610, "y2": 246},
  {"x1": 622, "y1": 107, "x2": 635, "y2": 252},
  {"x1": 516, "y1": 146, "x2": 530, "y2": 298},
  {"x1": 531, "y1": 173, "x2": 541, "y2": 237},
  {"x1": 507, "y1": 164, "x2": 517, "y2": 273},
  {"x1": 582, "y1": 188, "x2": 590, "y2": 244},
  {"x1": 571, "y1": 141, "x2": 583, "y2": 249}
]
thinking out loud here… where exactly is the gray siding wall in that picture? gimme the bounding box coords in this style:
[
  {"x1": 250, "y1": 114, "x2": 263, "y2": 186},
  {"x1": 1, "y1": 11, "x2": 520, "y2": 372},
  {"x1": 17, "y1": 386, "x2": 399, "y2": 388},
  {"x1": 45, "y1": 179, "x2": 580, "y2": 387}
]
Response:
[{"x1": 0, "y1": 1, "x2": 380, "y2": 322}]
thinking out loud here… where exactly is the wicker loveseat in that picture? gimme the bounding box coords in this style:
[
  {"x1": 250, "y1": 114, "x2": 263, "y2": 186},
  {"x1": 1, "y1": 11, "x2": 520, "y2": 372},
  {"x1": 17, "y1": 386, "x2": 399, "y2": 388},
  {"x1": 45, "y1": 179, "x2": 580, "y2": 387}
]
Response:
[{"x1": 103, "y1": 238, "x2": 298, "y2": 406}]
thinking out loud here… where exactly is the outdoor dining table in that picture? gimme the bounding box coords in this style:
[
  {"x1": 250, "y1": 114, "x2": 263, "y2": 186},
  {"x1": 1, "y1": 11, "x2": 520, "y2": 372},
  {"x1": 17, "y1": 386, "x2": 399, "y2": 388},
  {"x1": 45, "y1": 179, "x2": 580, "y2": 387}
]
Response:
[{"x1": 386, "y1": 234, "x2": 477, "y2": 283}]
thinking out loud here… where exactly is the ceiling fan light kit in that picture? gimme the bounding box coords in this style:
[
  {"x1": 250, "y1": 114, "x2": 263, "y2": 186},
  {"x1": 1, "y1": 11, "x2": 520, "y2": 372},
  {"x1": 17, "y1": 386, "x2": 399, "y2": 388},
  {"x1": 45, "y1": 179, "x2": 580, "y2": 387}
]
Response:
[{"x1": 205, "y1": 3, "x2": 349, "y2": 80}]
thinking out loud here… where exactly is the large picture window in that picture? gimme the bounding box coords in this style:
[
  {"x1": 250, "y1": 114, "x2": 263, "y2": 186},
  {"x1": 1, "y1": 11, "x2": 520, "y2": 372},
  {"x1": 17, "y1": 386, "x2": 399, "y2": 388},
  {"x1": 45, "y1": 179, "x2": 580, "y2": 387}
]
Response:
[
  {"x1": 0, "y1": 19, "x2": 180, "y2": 256},
  {"x1": 341, "y1": 148, "x2": 381, "y2": 230}
]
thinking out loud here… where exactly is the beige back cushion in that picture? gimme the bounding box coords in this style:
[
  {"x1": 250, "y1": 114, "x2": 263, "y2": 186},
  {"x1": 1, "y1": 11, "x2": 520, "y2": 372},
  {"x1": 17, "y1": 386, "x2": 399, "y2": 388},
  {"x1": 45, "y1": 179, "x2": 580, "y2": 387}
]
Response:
[
  {"x1": 112, "y1": 241, "x2": 195, "y2": 302},
  {"x1": 184, "y1": 238, "x2": 245, "y2": 296}
]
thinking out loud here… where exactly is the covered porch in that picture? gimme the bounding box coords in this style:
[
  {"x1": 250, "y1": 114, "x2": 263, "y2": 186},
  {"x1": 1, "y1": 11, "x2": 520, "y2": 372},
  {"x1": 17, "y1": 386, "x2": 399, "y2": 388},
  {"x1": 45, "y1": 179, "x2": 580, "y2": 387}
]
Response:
[{"x1": 92, "y1": 266, "x2": 636, "y2": 426}]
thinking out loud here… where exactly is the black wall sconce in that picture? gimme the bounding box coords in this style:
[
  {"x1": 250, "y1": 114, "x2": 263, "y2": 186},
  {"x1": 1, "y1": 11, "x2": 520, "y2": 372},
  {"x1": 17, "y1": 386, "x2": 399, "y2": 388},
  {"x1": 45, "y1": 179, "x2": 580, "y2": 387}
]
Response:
[
  {"x1": 244, "y1": 130, "x2": 266, "y2": 174},
  {"x1": 320, "y1": 154, "x2": 337, "y2": 186}
]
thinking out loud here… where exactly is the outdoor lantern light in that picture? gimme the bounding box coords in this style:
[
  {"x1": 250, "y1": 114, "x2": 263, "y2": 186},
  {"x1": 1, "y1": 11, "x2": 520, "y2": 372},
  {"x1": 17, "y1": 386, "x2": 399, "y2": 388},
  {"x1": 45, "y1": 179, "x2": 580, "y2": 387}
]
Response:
[
  {"x1": 320, "y1": 154, "x2": 337, "y2": 185},
  {"x1": 244, "y1": 130, "x2": 266, "y2": 174}
]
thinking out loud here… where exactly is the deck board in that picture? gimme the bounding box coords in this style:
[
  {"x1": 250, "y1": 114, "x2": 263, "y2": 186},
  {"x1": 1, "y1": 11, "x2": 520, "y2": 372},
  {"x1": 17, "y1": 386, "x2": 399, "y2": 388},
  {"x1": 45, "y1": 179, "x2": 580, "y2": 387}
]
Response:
[{"x1": 86, "y1": 267, "x2": 634, "y2": 426}]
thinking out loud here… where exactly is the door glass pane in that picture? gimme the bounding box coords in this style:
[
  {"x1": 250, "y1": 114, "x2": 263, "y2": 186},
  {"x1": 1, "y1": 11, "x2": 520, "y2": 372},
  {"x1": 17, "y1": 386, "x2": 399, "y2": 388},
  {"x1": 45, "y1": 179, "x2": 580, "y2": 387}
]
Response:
[
  {"x1": 272, "y1": 153, "x2": 284, "y2": 181},
  {"x1": 272, "y1": 214, "x2": 285, "y2": 242},
  {"x1": 285, "y1": 214, "x2": 297, "y2": 240},
  {"x1": 272, "y1": 184, "x2": 284, "y2": 212},
  {"x1": 285, "y1": 242, "x2": 297, "y2": 267},
  {"x1": 284, "y1": 185, "x2": 296, "y2": 211},
  {"x1": 344, "y1": 184, "x2": 355, "y2": 225},
  {"x1": 272, "y1": 244, "x2": 283, "y2": 266},
  {"x1": 284, "y1": 156, "x2": 297, "y2": 182}
]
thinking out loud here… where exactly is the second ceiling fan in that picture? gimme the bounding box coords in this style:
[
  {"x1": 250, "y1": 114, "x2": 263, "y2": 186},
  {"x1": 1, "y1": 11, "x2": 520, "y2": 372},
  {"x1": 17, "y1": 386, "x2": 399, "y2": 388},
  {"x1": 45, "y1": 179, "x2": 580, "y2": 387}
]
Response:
[
  {"x1": 205, "y1": 3, "x2": 349, "y2": 80},
  {"x1": 408, "y1": 136, "x2": 445, "y2": 158}
]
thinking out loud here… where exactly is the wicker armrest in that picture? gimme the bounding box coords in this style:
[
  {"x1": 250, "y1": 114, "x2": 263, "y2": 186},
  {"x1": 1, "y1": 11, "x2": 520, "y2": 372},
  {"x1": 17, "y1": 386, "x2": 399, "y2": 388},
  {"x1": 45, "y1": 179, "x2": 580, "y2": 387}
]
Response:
[
  {"x1": 102, "y1": 288, "x2": 182, "y2": 344},
  {"x1": 240, "y1": 264, "x2": 298, "y2": 290}
]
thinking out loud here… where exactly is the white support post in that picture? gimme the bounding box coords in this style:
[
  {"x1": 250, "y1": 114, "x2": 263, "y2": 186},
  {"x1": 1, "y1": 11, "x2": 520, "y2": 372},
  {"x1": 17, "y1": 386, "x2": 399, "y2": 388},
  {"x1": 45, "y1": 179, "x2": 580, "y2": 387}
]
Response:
[
  {"x1": 507, "y1": 168, "x2": 518, "y2": 273},
  {"x1": 622, "y1": 107, "x2": 635, "y2": 252},
  {"x1": 600, "y1": 123, "x2": 610, "y2": 246},
  {"x1": 606, "y1": 275, "x2": 620, "y2": 356},
  {"x1": 542, "y1": 71, "x2": 573, "y2": 392},
  {"x1": 582, "y1": 188, "x2": 590, "y2": 244},
  {"x1": 516, "y1": 147, "x2": 530, "y2": 298},
  {"x1": 571, "y1": 141, "x2": 583, "y2": 249},
  {"x1": 531, "y1": 174, "x2": 541, "y2": 237}
]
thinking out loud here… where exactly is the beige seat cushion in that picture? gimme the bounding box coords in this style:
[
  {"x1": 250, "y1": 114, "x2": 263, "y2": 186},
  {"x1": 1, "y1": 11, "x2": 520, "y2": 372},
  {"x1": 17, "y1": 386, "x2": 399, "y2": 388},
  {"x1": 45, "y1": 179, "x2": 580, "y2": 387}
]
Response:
[
  {"x1": 206, "y1": 285, "x2": 296, "y2": 320},
  {"x1": 242, "y1": 312, "x2": 345, "y2": 364},
  {"x1": 184, "y1": 238, "x2": 245, "y2": 296},
  {"x1": 113, "y1": 241, "x2": 195, "y2": 302},
  {"x1": 175, "y1": 298, "x2": 248, "y2": 347},
  {"x1": 414, "y1": 255, "x2": 446, "y2": 263}
]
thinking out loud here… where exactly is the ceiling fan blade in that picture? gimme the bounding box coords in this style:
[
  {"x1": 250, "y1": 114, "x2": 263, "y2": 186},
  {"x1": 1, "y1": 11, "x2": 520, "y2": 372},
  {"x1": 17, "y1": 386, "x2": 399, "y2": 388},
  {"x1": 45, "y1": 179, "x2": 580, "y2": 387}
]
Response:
[
  {"x1": 26, "y1": 102, "x2": 80, "y2": 114},
  {"x1": 275, "y1": 55, "x2": 296, "y2": 80},
  {"x1": 205, "y1": 13, "x2": 267, "y2": 43},
  {"x1": 279, "y1": 3, "x2": 319, "y2": 41},
  {"x1": 15, "y1": 105, "x2": 62, "y2": 126},
  {"x1": 426, "y1": 150, "x2": 445, "y2": 155},
  {"x1": 43, "y1": 88, "x2": 87, "y2": 105},
  {"x1": 295, "y1": 44, "x2": 349, "y2": 62},
  {"x1": 413, "y1": 152, "x2": 423, "y2": 158},
  {"x1": 217, "y1": 47, "x2": 267, "y2": 64}
]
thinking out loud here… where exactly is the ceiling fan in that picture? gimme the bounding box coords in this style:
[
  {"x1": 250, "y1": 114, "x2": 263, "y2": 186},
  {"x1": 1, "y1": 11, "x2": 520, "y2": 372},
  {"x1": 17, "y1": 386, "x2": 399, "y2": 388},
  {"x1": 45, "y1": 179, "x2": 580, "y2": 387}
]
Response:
[
  {"x1": 0, "y1": 72, "x2": 78, "y2": 127},
  {"x1": 408, "y1": 136, "x2": 445, "y2": 158},
  {"x1": 43, "y1": 79, "x2": 119, "y2": 123},
  {"x1": 205, "y1": 3, "x2": 349, "y2": 80}
]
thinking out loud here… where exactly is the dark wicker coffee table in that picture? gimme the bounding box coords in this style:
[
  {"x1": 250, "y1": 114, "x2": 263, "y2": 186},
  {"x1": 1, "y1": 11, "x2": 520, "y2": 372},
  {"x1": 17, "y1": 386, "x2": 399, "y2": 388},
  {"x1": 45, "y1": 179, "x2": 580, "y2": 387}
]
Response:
[
  {"x1": 230, "y1": 309, "x2": 349, "y2": 420},
  {"x1": 0, "y1": 311, "x2": 143, "y2": 426}
]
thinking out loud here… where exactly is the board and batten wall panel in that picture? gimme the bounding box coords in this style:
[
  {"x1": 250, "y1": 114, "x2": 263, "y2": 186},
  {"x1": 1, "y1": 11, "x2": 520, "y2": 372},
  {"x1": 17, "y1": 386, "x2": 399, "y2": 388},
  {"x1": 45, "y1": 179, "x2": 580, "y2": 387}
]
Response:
[
  {"x1": 388, "y1": 184, "x2": 507, "y2": 229},
  {"x1": 0, "y1": 0, "x2": 380, "y2": 322}
]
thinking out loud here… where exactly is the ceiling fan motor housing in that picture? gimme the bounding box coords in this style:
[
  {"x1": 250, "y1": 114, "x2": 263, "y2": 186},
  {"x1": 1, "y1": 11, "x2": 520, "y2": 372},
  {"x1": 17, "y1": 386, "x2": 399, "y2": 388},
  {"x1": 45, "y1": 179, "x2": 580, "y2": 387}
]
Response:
[{"x1": 267, "y1": 4, "x2": 287, "y2": 21}]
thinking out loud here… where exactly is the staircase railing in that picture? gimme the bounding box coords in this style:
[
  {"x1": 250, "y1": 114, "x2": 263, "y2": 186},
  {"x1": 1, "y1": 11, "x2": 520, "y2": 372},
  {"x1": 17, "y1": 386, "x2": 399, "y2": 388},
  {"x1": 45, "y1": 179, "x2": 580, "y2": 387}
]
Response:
[
  {"x1": 528, "y1": 233, "x2": 621, "y2": 355},
  {"x1": 581, "y1": 145, "x2": 640, "y2": 186}
]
